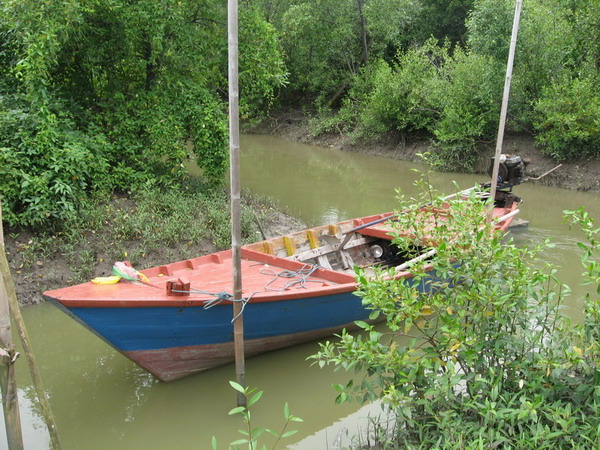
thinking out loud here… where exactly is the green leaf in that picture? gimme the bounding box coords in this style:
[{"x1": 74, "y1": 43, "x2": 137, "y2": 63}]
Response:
[
  {"x1": 229, "y1": 439, "x2": 249, "y2": 445},
  {"x1": 211, "y1": 436, "x2": 217, "y2": 450},
  {"x1": 369, "y1": 310, "x2": 381, "y2": 320},
  {"x1": 229, "y1": 381, "x2": 246, "y2": 394},
  {"x1": 228, "y1": 406, "x2": 246, "y2": 416},
  {"x1": 281, "y1": 430, "x2": 298, "y2": 438},
  {"x1": 354, "y1": 320, "x2": 370, "y2": 329},
  {"x1": 248, "y1": 390, "x2": 263, "y2": 407},
  {"x1": 283, "y1": 402, "x2": 290, "y2": 419}
]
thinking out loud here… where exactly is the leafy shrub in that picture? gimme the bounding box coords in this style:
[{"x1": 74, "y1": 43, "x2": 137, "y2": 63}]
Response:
[
  {"x1": 0, "y1": 95, "x2": 109, "y2": 227},
  {"x1": 428, "y1": 48, "x2": 504, "y2": 170},
  {"x1": 355, "y1": 46, "x2": 441, "y2": 138},
  {"x1": 0, "y1": 0, "x2": 287, "y2": 228},
  {"x1": 341, "y1": 42, "x2": 504, "y2": 171},
  {"x1": 534, "y1": 73, "x2": 600, "y2": 160},
  {"x1": 313, "y1": 188, "x2": 599, "y2": 448}
]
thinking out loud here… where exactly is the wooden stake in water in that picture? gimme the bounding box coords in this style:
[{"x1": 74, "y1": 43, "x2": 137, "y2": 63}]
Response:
[
  {"x1": 0, "y1": 200, "x2": 62, "y2": 448},
  {"x1": 0, "y1": 199, "x2": 24, "y2": 450},
  {"x1": 489, "y1": 0, "x2": 523, "y2": 206},
  {"x1": 228, "y1": 0, "x2": 246, "y2": 407}
]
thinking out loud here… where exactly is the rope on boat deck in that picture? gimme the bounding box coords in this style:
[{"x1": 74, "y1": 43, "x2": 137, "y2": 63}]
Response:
[
  {"x1": 170, "y1": 264, "x2": 320, "y2": 321},
  {"x1": 259, "y1": 263, "x2": 321, "y2": 291}
]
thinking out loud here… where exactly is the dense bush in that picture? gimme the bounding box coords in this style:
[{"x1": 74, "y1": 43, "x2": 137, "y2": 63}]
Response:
[
  {"x1": 313, "y1": 189, "x2": 599, "y2": 447},
  {"x1": 0, "y1": 94, "x2": 110, "y2": 227},
  {"x1": 534, "y1": 73, "x2": 600, "y2": 160},
  {"x1": 355, "y1": 45, "x2": 442, "y2": 137},
  {"x1": 315, "y1": 42, "x2": 504, "y2": 171},
  {"x1": 429, "y1": 48, "x2": 504, "y2": 170},
  {"x1": 0, "y1": 0, "x2": 286, "y2": 228},
  {"x1": 304, "y1": 0, "x2": 598, "y2": 169}
]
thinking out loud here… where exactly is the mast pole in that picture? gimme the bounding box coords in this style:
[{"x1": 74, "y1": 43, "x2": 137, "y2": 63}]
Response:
[
  {"x1": 489, "y1": 0, "x2": 523, "y2": 207},
  {"x1": 0, "y1": 200, "x2": 62, "y2": 448},
  {"x1": 0, "y1": 199, "x2": 24, "y2": 450},
  {"x1": 228, "y1": 0, "x2": 246, "y2": 407}
]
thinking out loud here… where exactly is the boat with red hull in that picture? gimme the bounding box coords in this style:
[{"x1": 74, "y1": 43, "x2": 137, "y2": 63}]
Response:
[{"x1": 44, "y1": 190, "x2": 520, "y2": 381}]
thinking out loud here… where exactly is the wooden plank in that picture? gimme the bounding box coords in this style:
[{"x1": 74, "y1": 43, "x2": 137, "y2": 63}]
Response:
[
  {"x1": 283, "y1": 236, "x2": 296, "y2": 256},
  {"x1": 317, "y1": 256, "x2": 332, "y2": 270},
  {"x1": 262, "y1": 242, "x2": 275, "y2": 255},
  {"x1": 307, "y1": 230, "x2": 319, "y2": 249},
  {"x1": 290, "y1": 236, "x2": 372, "y2": 262}
]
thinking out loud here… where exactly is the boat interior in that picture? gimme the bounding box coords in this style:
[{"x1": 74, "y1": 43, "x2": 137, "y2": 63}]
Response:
[{"x1": 244, "y1": 213, "x2": 424, "y2": 277}]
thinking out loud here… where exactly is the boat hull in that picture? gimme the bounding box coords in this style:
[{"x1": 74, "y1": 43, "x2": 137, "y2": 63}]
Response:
[{"x1": 48, "y1": 290, "x2": 371, "y2": 381}]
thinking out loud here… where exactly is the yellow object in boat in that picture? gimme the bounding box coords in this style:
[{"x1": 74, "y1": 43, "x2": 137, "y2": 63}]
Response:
[{"x1": 91, "y1": 276, "x2": 122, "y2": 285}]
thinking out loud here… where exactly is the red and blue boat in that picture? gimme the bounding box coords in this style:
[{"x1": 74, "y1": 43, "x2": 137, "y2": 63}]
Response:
[{"x1": 44, "y1": 190, "x2": 520, "y2": 381}]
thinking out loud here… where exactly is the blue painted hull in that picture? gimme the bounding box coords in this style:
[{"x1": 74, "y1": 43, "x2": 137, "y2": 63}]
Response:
[{"x1": 52, "y1": 290, "x2": 371, "y2": 381}]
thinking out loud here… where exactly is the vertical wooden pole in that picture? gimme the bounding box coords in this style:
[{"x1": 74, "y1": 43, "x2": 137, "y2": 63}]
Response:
[
  {"x1": 0, "y1": 200, "x2": 24, "y2": 450},
  {"x1": 0, "y1": 201, "x2": 62, "y2": 448},
  {"x1": 228, "y1": 0, "x2": 246, "y2": 407},
  {"x1": 489, "y1": 0, "x2": 523, "y2": 207}
]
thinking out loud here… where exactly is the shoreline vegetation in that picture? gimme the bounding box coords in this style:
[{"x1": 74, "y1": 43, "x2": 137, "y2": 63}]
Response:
[{"x1": 3, "y1": 184, "x2": 304, "y2": 307}]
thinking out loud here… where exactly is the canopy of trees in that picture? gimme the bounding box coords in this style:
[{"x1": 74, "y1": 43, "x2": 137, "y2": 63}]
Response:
[
  {"x1": 1, "y1": 0, "x2": 598, "y2": 227},
  {"x1": 258, "y1": 0, "x2": 598, "y2": 168},
  {"x1": 0, "y1": 0, "x2": 286, "y2": 227}
]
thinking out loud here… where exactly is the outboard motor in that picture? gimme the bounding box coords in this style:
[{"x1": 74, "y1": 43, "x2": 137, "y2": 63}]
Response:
[{"x1": 487, "y1": 154, "x2": 530, "y2": 187}]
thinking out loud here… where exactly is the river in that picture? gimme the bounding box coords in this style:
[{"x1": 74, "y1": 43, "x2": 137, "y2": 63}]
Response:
[{"x1": 3, "y1": 135, "x2": 598, "y2": 448}]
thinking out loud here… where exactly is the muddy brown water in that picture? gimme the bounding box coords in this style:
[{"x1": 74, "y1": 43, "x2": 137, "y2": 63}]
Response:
[{"x1": 3, "y1": 135, "x2": 598, "y2": 448}]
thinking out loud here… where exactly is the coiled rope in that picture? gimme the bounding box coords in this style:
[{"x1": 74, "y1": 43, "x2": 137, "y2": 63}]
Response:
[{"x1": 259, "y1": 264, "x2": 321, "y2": 291}]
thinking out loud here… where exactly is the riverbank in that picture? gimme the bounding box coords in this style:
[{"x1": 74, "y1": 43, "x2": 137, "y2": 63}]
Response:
[
  {"x1": 3, "y1": 186, "x2": 304, "y2": 307},
  {"x1": 250, "y1": 110, "x2": 600, "y2": 193}
]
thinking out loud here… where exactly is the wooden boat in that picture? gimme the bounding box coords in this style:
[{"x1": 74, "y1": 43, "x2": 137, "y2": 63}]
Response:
[{"x1": 44, "y1": 190, "x2": 520, "y2": 382}]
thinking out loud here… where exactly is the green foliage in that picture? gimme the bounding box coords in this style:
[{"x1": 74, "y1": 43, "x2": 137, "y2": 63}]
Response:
[
  {"x1": 278, "y1": 0, "x2": 599, "y2": 169},
  {"x1": 469, "y1": 0, "x2": 577, "y2": 127},
  {"x1": 312, "y1": 186, "x2": 599, "y2": 447},
  {"x1": 0, "y1": 94, "x2": 110, "y2": 227},
  {"x1": 17, "y1": 182, "x2": 262, "y2": 282},
  {"x1": 354, "y1": 47, "x2": 441, "y2": 137},
  {"x1": 320, "y1": 42, "x2": 504, "y2": 171},
  {"x1": 429, "y1": 48, "x2": 504, "y2": 170},
  {"x1": 408, "y1": 0, "x2": 476, "y2": 46},
  {"x1": 212, "y1": 381, "x2": 303, "y2": 450},
  {"x1": 564, "y1": 207, "x2": 600, "y2": 349},
  {"x1": 363, "y1": 0, "x2": 421, "y2": 55},
  {"x1": 534, "y1": 73, "x2": 600, "y2": 160},
  {"x1": 278, "y1": 0, "x2": 362, "y2": 103},
  {"x1": 0, "y1": 0, "x2": 286, "y2": 228},
  {"x1": 238, "y1": 7, "x2": 289, "y2": 122},
  {"x1": 260, "y1": 0, "x2": 422, "y2": 104}
]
